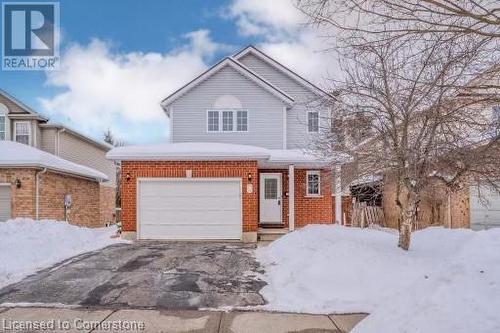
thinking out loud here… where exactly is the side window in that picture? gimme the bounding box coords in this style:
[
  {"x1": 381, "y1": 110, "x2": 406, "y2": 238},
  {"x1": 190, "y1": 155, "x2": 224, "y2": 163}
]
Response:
[
  {"x1": 0, "y1": 115, "x2": 5, "y2": 140},
  {"x1": 306, "y1": 171, "x2": 321, "y2": 196},
  {"x1": 237, "y1": 111, "x2": 248, "y2": 132},
  {"x1": 308, "y1": 111, "x2": 319, "y2": 133}
]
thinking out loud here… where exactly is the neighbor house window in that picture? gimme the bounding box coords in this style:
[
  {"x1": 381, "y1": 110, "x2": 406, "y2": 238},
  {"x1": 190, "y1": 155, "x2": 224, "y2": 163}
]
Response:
[
  {"x1": 207, "y1": 110, "x2": 248, "y2": 132},
  {"x1": 207, "y1": 110, "x2": 219, "y2": 132},
  {"x1": 306, "y1": 171, "x2": 321, "y2": 196},
  {"x1": 308, "y1": 111, "x2": 319, "y2": 133},
  {"x1": 15, "y1": 121, "x2": 30, "y2": 145},
  {"x1": 493, "y1": 106, "x2": 500, "y2": 133},
  {"x1": 0, "y1": 115, "x2": 5, "y2": 140}
]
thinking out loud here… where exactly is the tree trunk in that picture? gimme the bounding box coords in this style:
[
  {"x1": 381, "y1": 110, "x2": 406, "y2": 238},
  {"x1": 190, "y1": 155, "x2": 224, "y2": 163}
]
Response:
[{"x1": 398, "y1": 194, "x2": 418, "y2": 251}]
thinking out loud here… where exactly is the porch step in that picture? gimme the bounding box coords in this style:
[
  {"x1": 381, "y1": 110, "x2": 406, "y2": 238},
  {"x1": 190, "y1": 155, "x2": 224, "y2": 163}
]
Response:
[{"x1": 258, "y1": 228, "x2": 288, "y2": 242}]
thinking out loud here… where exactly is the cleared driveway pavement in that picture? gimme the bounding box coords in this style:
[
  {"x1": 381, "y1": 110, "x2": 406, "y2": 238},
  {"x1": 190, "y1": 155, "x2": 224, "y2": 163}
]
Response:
[{"x1": 0, "y1": 242, "x2": 266, "y2": 309}]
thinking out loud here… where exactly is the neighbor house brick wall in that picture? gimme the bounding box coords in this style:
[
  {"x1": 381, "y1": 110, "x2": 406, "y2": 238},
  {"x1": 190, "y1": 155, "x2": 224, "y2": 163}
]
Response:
[
  {"x1": 120, "y1": 161, "x2": 259, "y2": 233},
  {"x1": 38, "y1": 171, "x2": 101, "y2": 227},
  {"x1": 0, "y1": 169, "x2": 36, "y2": 219},
  {"x1": 295, "y1": 169, "x2": 334, "y2": 228},
  {"x1": 99, "y1": 185, "x2": 116, "y2": 225}
]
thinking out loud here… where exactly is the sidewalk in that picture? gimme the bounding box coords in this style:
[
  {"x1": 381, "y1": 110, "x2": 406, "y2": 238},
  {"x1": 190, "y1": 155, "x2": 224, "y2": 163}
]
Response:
[{"x1": 0, "y1": 307, "x2": 368, "y2": 333}]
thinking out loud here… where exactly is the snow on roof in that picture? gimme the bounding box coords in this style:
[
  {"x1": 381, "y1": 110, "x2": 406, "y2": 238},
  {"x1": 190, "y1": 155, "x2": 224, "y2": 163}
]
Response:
[
  {"x1": 107, "y1": 142, "x2": 332, "y2": 167},
  {"x1": 107, "y1": 142, "x2": 271, "y2": 161},
  {"x1": 0, "y1": 141, "x2": 108, "y2": 181}
]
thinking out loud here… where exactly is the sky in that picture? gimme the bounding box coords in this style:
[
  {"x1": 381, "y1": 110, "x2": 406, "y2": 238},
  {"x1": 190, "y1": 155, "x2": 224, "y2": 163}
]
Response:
[{"x1": 0, "y1": 0, "x2": 340, "y2": 144}]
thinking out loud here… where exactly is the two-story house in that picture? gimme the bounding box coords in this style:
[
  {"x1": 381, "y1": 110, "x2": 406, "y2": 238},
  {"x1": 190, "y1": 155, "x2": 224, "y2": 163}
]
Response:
[
  {"x1": 108, "y1": 46, "x2": 336, "y2": 242},
  {"x1": 0, "y1": 89, "x2": 116, "y2": 226}
]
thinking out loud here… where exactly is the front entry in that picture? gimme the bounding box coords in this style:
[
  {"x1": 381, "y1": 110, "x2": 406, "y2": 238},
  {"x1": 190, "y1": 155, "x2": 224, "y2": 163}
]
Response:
[{"x1": 259, "y1": 173, "x2": 282, "y2": 224}]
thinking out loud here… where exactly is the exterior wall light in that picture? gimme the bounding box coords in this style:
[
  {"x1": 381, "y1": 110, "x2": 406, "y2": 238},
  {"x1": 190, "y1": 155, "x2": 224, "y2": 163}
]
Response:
[
  {"x1": 125, "y1": 173, "x2": 131, "y2": 182},
  {"x1": 15, "y1": 178, "x2": 22, "y2": 189},
  {"x1": 247, "y1": 173, "x2": 252, "y2": 182}
]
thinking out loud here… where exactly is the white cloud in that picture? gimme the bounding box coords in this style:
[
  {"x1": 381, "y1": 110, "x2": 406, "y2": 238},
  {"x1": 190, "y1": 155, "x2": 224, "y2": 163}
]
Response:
[
  {"x1": 39, "y1": 29, "x2": 225, "y2": 144},
  {"x1": 227, "y1": 0, "x2": 341, "y2": 85}
]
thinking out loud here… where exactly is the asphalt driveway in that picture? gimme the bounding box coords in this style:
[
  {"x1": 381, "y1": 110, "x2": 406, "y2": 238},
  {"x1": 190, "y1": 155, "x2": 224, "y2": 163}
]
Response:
[{"x1": 0, "y1": 242, "x2": 266, "y2": 309}]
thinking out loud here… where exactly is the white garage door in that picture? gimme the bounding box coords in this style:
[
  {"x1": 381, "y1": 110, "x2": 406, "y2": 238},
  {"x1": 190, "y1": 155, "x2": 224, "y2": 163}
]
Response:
[
  {"x1": 470, "y1": 184, "x2": 500, "y2": 230},
  {"x1": 0, "y1": 185, "x2": 11, "y2": 222},
  {"x1": 137, "y1": 178, "x2": 242, "y2": 240}
]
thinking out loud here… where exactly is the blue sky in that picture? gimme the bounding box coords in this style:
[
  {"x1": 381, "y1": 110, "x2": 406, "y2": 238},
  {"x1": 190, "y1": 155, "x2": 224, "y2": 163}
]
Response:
[{"x1": 0, "y1": 0, "x2": 337, "y2": 144}]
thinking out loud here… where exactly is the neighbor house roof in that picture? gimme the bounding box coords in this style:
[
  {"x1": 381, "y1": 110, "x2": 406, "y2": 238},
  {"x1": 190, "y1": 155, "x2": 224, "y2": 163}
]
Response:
[
  {"x1": 0, "y1": 88, "x2": 49, "y2": 121},
  {"x1": 0, "y1": 141, "x2": 109, "y2": 181},
  {"x1": 39, "y1": 122, "x2": 114, "y2": 151},
  {"x1": 107, "y1": 142, "x2": 331, "y2": 167},
  {"x1": 160, "y1": 57, "x2": 294, "y2": 115}
]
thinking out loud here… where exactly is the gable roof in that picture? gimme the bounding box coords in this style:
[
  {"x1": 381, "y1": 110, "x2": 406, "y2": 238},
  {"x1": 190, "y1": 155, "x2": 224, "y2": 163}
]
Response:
[
  {"x1": 160, "y1": 57, "x2": 294, "y2": 115},
  {"x1": 0, "y1": 88, "x2": 49, "y2": 121},
  {"x1": 0, "y1": 141, "x2": 108, "y2": 181},
  {"x1": 233, "y1": 45, "x2": 333, "y2": 98}
]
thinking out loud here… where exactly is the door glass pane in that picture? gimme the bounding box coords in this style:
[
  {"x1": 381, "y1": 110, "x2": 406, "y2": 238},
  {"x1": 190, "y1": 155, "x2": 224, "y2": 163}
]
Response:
[{"x1": 265, "y1": 178, "x2": 278, "y2": 199}]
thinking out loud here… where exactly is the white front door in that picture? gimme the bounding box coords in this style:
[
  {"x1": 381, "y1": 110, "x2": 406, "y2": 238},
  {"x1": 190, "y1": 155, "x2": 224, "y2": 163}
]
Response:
[{"x1": 260, "y1": 173, "x2": 282, "y2": 224}]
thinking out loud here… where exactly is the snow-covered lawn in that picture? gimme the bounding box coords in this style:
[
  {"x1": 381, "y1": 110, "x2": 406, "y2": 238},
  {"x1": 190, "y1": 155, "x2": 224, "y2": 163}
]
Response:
[
  {"x1": 257, "y1": 225, "x2": 500, "y2": 333},
  {"x1": 0, "y1": 218, "x2": 127, "y2": 289}
]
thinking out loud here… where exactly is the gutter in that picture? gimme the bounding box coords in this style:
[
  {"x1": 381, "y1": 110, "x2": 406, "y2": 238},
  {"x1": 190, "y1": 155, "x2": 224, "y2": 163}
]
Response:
[{"x1": 35, "y1": 168, "x2": 47, "y2": 220}]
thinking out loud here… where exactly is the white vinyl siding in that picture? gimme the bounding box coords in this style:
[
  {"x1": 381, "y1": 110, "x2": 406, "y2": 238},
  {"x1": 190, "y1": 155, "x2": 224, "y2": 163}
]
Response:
[
  {"x1": 306, "y1": 171, "x2": 321, "y2": 196},
  {"x1": 238, "y1": 53, "x2": 329, "y2": 149},
  {"x1": 14, "y1": 121, "x2": 30, "y2": 145},
  {"x1": 171, "y1": 65, "x2": 285, "y2": 149}
]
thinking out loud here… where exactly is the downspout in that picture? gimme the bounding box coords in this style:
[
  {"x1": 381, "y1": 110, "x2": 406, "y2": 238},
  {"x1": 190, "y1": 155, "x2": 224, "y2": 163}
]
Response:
[{"x1": 35, "y1": 168, "x2": 48, "y2": 220}]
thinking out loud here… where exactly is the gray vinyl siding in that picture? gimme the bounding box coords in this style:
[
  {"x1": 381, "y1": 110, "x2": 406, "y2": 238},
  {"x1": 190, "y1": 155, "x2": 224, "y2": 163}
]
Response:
[
  {"x1": 171, "y1": 65, "x2": 286, "y2": 149},
  {"x1": 58, "y1": 132, "x2": 116, "y2": 186},
  {"x1": 40, "y1": 128, "x2": 56, "y2": 155},
  {"x1": 238, "y1": 53, "x2": 329, "y2": 149}
]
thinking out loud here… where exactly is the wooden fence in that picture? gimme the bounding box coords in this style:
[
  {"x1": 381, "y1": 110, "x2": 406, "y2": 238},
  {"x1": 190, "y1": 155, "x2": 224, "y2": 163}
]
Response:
[{"x1": 350, "y1": 201, "x2": 385, "y2": 228}]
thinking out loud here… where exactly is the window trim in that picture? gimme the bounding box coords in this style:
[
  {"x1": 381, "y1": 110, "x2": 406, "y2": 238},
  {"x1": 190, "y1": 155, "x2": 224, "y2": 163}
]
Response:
[
  {"x1": 14, "y1": 121, "x2": 31, "y2": 145},
  {"x1": 206, "y1": 109, "x2": 249, "y2": 133},
  {"x1": 307, "y1": 111, "x2": 319, "y2": 133},
  {"x1": 306, "y1": 170, "x2": 321, "y2": 196},
  {"x1": 207, "y1": 110, "x2": 220, "y2": 132}
]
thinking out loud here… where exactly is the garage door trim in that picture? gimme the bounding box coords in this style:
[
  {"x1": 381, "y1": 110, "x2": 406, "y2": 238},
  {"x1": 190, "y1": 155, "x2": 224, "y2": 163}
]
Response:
[{"x1": 136, "y1": 177, "x2": 243, "y2": 240}]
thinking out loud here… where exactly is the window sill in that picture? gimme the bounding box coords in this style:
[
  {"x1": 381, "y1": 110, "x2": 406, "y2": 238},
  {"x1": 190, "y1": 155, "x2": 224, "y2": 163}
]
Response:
[{"x1": 305, "y1": 195, "x2": 323, "y2": 198}]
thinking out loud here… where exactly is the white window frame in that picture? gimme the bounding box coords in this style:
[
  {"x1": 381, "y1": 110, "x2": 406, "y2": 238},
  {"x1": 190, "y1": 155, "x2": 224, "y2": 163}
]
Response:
[
  {"x1": 14, "y1": 121, "x2": 31, "y2": 145},
  {"x1": 306, "y1": 170, "x2": 321, "y2": 196},
  {"x1": 0, "y1": 114, "x2": 5, "y2": 140},
  {"x1": 207, "y1": 110, "x2": 220, "y2": 132},
  {"x1": 307, "y1": 111, "x2": 319, "y2": 133},
  {"x1": 206, "y1": 109, "x2": 249, "y2": 133}
]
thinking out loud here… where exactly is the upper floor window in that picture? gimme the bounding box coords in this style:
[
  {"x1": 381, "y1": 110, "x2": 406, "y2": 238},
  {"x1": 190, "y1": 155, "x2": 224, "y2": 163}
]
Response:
[
  {"x1": 0, "y1": 115, "x2": 5, "y2": 140},
  {"x1": 15, "y1": 121, "x2": 30, "y2": 145},
  {"x1": 308, "y1": 111, "x2": 319, "y2": 133},
  {"x1": 207, "y1": 110, "x2": 248, "y2": 132},
  {"x1": 306, "y1": 170, "x2": 321, "y2": 196}
]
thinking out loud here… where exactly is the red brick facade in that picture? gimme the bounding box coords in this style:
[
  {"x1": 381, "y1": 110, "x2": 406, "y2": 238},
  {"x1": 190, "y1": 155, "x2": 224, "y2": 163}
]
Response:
[
  {"x1": 120, "y1": 161, "x2": 259, "y2": 232},
  {"x1": 0, "y1": 168, "x2": 107, "y2": 227},
  {"x1": 99, "y1": 186, "x2": 116, "y2": 225},
  {"x1": 119, "y1": 162, "x2": 334, "y2": 235}
]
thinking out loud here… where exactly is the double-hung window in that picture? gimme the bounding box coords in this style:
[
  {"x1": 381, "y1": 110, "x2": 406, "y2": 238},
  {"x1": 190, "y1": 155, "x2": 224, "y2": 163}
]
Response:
[
  {"x1": 15, "y1": 121, "x2": 30, "y2": 145},
  {"x1": 207, "y1": 110, "x2": 248, "y2": 132},
  {"x1": 306, "y1": 170, "x2": 321, "y2": 196},
  {"x1": 0, "y1": 114, "x2": 5, "y2": 140},
  {"x1": 308, "y1": 111, "x2": 319, "y2": 133}
]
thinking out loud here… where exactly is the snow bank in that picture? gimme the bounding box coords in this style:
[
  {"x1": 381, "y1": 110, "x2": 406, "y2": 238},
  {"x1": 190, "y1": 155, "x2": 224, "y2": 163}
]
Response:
[
  {"x1": 0, "y1": 218, "x2": 127, "y2": 289},
  {"x1": 257, "y1": 225, "x2": 500, "y2": 333}
]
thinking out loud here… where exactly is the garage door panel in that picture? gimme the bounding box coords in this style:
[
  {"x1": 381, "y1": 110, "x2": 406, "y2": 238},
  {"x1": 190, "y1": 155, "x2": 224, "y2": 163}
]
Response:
[
  {"x1": 141, "y1": 195, "x2": 240, "y2": 211},
  {"x1": 138, "y1": 179, "x2": 242, "y2": 240}
]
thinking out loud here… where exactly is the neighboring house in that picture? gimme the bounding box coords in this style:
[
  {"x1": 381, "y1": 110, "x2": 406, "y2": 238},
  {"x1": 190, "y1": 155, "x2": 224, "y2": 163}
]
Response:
[
  {"x1": 0, "y1": 89, "x2": 116, "y2": 226},
  {"x1": 107, "y1": 46, "x2": 335, "y2": 242}
]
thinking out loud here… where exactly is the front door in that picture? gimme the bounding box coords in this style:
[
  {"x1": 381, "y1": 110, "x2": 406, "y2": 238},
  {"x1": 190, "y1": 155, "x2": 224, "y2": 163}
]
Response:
[{"x1": 259, "y1": 173, "x2": 282, "y2": 224}]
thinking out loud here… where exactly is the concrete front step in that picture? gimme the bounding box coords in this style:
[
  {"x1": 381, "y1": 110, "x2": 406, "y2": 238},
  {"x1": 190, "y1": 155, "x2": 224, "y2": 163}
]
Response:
[{"x1": 258, "y1": 228, "x2": 288, "y2": 241}]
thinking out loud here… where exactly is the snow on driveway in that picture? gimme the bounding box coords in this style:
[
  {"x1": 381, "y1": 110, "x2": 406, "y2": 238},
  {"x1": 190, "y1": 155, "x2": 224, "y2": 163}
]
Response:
[
  {"x1": 256, "y1": 225, "x2": 500, "y2": 333},
  {"x1": 0, "y1": 218, "x2": 127, "y2": 289}
]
